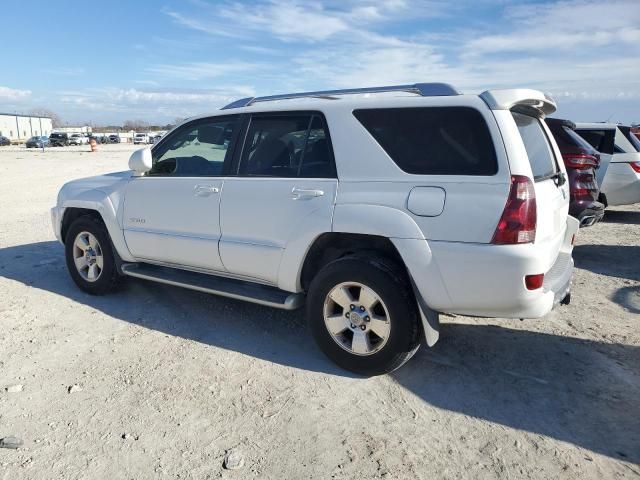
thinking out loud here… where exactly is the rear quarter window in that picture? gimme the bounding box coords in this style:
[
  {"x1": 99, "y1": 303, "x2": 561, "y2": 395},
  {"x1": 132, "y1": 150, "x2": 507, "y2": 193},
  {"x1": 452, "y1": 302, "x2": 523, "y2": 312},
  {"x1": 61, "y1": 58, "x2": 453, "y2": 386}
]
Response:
[
  {"x1": 512, "y1": 112, "x2": 557, "y2": 180},
  {"x1": 353, "y1": 107, "x2": 498, "y2": 175}
]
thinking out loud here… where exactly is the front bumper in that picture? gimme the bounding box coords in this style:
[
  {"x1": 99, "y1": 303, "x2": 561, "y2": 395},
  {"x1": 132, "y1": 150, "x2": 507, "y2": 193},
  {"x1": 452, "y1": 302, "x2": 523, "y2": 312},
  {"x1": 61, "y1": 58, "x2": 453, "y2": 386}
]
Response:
[{"x1": 51, "y1": 206, "x2": 64, "y2": 243}]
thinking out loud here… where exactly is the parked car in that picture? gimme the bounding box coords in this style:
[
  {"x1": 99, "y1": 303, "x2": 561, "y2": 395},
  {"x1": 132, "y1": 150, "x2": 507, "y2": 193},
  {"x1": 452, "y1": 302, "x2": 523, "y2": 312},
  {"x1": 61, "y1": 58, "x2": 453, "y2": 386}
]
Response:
[
  {"x1": 546, "y1": 119, "x2": 604, "y2": 226},
  {"x1": 49, "y1": 132, "x2": 70, "y2": 147},
  {"x1": 575, "y1": 123, "x2": 640, "y2": 207},
  {"x1": 0, "y1": 135, "x2": 10, "y2": 146},
  {"x1": 109, "y1": 134, "x2": 121, "y2": 144},
  {"x1": 25, "y1": 136, "x2": 50, "y2": 148},
  {"x1": 133, "y1": 133, "x2": 148, "y2": 144},
  {"x1": 69, "y1": 133, "x2": 87, "y2": 145},
  {"x1": 51, "y1": 83, "x2": 578, "y2": 375}
]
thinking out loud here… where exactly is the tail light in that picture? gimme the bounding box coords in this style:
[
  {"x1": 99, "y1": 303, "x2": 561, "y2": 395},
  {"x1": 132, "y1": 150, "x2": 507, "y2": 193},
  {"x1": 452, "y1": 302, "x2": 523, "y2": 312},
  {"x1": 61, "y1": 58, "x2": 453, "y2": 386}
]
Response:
[
  {"x1": 630, "y1": 162, "x2": 640, "y2": 173},
  {"x1": 572, "y1": 172, "x2": 598, "y2": 198},
  {"x1": 562, "y1": 153, "x2": 599, "y2": 169},
  {"x1": 492, "y1": 175, "x2": 537, "y2": 245}
]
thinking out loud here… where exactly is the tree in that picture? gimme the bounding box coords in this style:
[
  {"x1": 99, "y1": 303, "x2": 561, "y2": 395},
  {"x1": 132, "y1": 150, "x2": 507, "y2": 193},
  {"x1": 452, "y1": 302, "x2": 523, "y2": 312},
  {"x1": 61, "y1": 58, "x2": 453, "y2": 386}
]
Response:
[
  {"x1": 122, "y1": 120, "x2": 149, "y2": 131},
  {"x1": 29, "y1": 108, "x2": 62, "y2": 127}
]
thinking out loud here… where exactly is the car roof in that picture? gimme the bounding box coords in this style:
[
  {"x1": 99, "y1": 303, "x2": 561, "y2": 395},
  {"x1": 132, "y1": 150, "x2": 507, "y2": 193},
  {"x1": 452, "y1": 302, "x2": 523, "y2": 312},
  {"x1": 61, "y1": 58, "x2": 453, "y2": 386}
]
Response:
[{"x1": 574, "y1": 122, "x2": 621, "y2": 130}]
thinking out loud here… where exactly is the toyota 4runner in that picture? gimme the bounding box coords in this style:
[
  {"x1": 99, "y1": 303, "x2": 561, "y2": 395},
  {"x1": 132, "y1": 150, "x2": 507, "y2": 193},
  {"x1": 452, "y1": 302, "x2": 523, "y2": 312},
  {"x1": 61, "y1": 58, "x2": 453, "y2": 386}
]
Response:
[{"x1": 51, "y1": 83, "x2": 579, "y2": 375}]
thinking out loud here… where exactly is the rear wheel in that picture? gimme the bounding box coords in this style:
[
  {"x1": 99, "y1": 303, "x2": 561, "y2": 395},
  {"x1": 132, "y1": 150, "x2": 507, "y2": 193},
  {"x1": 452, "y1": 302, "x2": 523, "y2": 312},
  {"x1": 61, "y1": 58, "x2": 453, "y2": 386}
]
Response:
[
  {"x1": 65, "y1": 215, "x2": 122, "y2": 295},
  {"x1": 306, "y1": 255, "x2": 420, "y2": 376}
]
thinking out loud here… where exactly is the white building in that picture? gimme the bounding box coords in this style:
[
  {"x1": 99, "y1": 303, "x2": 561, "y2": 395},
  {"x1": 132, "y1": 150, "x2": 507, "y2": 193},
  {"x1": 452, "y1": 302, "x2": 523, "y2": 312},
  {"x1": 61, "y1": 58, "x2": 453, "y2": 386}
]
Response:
[
  {"x1": 0, "y1": 113, "x2": 53, "y2": 143},
  {"x1": 55, "y1": 126, "x2": 92, "y2": 134}
]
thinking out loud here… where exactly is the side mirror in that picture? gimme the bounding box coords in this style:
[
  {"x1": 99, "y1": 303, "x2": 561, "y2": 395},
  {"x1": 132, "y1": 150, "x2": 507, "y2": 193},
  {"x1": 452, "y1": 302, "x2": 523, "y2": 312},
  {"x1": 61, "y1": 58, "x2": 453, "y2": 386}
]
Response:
[{"x1": 129, "y1": 148, "x2": 152, "y2": 175}]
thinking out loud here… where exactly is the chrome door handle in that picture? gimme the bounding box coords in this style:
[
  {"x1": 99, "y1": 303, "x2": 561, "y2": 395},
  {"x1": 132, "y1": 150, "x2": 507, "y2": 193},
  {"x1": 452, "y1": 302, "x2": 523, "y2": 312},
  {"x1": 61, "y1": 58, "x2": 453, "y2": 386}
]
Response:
[
  {"x1": 194, "y1": 184, "x2": 220, "y2": 197},
  {"x1": 291, "y1": 187, "x2": 324, "y2": 200}
]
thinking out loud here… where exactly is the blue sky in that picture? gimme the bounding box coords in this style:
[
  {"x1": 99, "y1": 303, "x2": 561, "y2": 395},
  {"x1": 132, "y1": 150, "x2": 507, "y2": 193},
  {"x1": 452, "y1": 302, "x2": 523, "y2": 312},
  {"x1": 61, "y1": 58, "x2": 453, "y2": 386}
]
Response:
[{"x1": 1, "y1": 0, "x2": 638, "y2": 125}]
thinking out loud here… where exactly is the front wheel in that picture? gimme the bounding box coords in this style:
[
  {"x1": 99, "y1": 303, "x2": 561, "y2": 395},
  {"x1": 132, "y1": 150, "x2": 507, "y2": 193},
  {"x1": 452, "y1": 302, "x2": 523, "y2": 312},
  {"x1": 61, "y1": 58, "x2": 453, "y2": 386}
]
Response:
[
  {"x1": 306, "y1": 256, "x2": 420, "y2": 376},
  {"x1": 64, "y1": 215, "x2": 122, "y2": 295}
]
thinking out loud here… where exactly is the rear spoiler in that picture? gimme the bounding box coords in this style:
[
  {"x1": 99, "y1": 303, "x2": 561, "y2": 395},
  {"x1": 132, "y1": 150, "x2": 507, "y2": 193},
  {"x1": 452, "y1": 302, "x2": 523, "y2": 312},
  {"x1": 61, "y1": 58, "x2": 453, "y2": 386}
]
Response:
[{"x1": 480, "y1": 89, "x2": 557, "y2": 117}]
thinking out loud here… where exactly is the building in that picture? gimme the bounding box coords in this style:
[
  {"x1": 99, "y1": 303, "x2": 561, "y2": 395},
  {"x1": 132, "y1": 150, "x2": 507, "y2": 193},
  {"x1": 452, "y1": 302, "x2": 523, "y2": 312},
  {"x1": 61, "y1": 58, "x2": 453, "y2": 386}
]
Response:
[
  {"x1": 0, "y1": 113, "x2": 53, "y2": 143},
  {"x1": 54, "y1": 126, "x2": 92, "y2": 134}
]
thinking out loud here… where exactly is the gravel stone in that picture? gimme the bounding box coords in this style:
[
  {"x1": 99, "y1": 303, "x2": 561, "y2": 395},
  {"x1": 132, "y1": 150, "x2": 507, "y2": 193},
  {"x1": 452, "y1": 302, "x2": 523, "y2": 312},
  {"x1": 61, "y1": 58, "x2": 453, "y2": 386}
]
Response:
[
  {"x1": 223, "y1": 448, "x2": 245, "y2": 470},
  {"x1": 0, "y1": 436, "x2": 24, "y2": 449}
]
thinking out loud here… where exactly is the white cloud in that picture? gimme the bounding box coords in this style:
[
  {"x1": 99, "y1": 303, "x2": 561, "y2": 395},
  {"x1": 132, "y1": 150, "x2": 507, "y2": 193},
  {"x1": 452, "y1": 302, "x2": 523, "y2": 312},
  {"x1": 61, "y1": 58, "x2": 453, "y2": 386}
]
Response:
[
  {"x1": 0, "y1": 86, "x2": 31, "y2": 101},
  {"x1": 467, "y1": 0, "x2": 640, "y2": 54}
]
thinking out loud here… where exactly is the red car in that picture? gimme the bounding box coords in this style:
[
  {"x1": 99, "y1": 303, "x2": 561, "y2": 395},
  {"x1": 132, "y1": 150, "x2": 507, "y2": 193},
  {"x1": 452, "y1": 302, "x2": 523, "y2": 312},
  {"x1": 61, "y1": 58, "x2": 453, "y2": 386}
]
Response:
[{"x1": 546, "y1": 118, "x2": 605, "y2": 227}]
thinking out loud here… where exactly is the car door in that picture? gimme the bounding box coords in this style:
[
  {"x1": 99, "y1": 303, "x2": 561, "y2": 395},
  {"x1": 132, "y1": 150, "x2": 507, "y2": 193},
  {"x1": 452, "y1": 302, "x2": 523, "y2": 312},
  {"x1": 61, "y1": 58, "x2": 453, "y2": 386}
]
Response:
[
  {"x1": 219, "y1": 113, "x2": 338, "y2": 285},
  {"x1": 123, "y1": 115, "x2": 241, "y2": 271}
]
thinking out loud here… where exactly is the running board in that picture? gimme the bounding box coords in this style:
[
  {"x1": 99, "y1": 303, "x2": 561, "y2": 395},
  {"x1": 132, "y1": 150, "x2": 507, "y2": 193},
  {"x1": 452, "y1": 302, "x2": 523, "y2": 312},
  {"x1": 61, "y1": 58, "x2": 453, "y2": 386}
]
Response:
[{"x1": 121, "y1": 263, "x2": 304, "y2": 310}]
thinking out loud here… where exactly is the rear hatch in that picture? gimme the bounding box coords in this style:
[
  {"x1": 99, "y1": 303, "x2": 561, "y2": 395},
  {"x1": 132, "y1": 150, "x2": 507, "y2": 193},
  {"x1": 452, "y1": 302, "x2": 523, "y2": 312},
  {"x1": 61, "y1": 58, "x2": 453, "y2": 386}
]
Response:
[{"x1": 512, "y1": 111, "x2": 569, "y2": 245}]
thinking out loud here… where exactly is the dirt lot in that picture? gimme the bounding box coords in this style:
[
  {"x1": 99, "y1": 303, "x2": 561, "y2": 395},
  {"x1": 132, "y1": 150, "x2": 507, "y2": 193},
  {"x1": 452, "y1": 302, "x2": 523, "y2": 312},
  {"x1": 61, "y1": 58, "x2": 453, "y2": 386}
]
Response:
[{"x1": 0, "y1": 144, "x2": 638, "y2": 479}]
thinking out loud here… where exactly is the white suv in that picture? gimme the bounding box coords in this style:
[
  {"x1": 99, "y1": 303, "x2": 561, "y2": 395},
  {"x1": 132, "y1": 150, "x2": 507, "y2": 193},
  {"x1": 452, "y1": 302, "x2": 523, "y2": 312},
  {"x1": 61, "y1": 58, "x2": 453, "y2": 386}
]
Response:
[
  {"x1": 574, "y1": 123, "x2": 640, "y2": 207},
  {"x1": 69, "y1": 133, "x2": 87, "y2": 145},
  {"x1": 51, "y1": 83, "x2": 578, "y2": 375}
]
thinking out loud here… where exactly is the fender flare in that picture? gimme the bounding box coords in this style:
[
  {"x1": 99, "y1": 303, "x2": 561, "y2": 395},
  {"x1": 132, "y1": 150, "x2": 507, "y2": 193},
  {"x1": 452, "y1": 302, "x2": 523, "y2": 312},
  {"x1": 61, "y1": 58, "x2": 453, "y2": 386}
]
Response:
[{"x1": 61, "y1": 189, "x2": 135, "y2": 262}]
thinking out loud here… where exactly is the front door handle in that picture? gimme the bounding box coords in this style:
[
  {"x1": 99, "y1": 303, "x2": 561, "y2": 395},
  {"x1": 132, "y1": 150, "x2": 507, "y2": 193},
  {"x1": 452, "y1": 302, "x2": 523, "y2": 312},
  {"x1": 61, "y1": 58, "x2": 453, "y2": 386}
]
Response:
[
  {"x1": 194, "y1": 184, "x2": 220, "y2": 197},
  {"x1": 291, "y1": 187, "x2": 324, "y2": 200}
]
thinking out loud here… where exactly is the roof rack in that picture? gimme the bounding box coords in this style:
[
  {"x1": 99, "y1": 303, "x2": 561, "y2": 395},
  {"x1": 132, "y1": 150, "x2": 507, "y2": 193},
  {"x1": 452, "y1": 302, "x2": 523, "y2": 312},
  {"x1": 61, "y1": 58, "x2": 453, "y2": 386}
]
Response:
[{"x1": 221, "y1": 82, "x2": 459, "y2": 110}]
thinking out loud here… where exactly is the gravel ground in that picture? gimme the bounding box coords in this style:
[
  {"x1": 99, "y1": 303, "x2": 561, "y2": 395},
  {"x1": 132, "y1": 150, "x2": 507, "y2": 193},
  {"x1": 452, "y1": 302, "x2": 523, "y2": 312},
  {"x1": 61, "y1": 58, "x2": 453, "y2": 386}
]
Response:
[{"x1": 0, "y1": 144, "x2": 638, "y2": 479}]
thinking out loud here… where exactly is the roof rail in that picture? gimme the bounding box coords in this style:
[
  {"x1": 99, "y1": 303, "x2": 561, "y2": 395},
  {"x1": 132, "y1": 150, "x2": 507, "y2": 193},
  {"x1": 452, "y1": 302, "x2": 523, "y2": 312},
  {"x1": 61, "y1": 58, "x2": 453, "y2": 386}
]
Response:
[{"x1": 221, "y1": 82, "x2": 459, "y2": 110}]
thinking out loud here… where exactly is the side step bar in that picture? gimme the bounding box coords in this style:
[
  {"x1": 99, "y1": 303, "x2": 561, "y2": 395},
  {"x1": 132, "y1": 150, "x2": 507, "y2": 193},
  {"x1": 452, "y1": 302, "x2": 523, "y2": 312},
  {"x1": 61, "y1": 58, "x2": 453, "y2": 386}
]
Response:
[{"x1": 121, "y1": 263, "x2": 304, "y2": 310}]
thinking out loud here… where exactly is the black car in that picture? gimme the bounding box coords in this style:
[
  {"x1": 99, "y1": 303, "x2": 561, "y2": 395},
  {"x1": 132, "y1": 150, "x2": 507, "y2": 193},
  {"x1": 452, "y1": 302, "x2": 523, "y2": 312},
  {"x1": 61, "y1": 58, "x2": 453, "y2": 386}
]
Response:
[
  {"x1": 108, "y1": 134, "x2": 120, "y2": 143},
  {"x1": 49, "y1": 132, "x2": 70, "y2": 147},
  {"x1": 26, "y1": 136, "x2": 50, "y2": 148},
  {"x1": 0, "y1": 135, "x2": 10, "y2": 146}
]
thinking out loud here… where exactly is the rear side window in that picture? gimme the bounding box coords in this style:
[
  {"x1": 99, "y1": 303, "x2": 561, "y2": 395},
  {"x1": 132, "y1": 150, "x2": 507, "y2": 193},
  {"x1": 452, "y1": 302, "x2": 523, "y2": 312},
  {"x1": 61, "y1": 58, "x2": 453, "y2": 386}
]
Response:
[
  {"x1": 574, "y1": 129, "x2": 615, "y2": 155},
  {"x1": 353, "y1": 107, "x2": 497, "y2": 175},
  {"x1": 512, "y1": 112, "x2": 557, "y2": 180},
  {"x1": 238, "y1": 113, "x2": 335, "y2": 178}
]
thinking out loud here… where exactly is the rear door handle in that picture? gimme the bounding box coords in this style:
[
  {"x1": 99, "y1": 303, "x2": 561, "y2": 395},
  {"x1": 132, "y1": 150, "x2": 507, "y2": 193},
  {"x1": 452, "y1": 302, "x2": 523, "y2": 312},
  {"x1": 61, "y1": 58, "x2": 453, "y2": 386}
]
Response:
[
  {"x1": 194, "y1": 184, "x2": 220, "y2": 197},
  {"x1": 291, "y1": 187, "x2": 324, "y2": 200}
]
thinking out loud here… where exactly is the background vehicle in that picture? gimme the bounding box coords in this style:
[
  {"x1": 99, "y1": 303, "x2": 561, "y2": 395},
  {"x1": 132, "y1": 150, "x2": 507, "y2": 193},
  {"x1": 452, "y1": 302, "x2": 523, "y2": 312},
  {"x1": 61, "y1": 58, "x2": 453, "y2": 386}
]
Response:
[
  {"x1": 26, "y1": 136, "x2": 50, "y2": 148},
  {"x1": 49, "y1": 132, "x2": 70, "y2": 147},
  {"x1": 133, "y1": 133, "x2": 148, "y2": 144},
  {"x1": 0, "y1": 135, "x2": 10, "y2": 146},
  {"x1": 108, "y1": 134, "x2": 121, "y2": 143},
  {"x1": 576, "y1": 123, "x2": 640, "y2": 206},
  {"x1": 546, "y1": 118, "x2": 604, "y2": 226},
  {"x1": 69, "y1": 133, "x2": 87, "y2": 145},
  {"x1": 51, "y1": 83, "x2": 577, "y2": 375}
]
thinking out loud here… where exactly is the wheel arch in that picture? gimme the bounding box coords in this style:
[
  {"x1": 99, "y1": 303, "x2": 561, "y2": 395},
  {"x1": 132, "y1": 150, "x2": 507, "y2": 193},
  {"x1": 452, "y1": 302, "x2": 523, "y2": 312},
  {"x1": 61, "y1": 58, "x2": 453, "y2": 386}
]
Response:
[{"x1": 59, "y1": 190, "x2": 135, "y2": 262}]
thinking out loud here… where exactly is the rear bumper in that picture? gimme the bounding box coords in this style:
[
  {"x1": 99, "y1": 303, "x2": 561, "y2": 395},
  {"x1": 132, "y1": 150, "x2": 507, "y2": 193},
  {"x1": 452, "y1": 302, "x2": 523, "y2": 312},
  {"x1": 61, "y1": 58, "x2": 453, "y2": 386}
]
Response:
[
  {"x1": 601, "y1": 163, "x2": 640, "y2": 206},
  {"x1": 542, "y1": 252, "x2": 573, "y2": 306},
  {"x1": 572, "y1": 201, "x2": 605, "y2": 227},
  {"x1": 418, "y1": 216, "x2": 579, "y2": 319}
]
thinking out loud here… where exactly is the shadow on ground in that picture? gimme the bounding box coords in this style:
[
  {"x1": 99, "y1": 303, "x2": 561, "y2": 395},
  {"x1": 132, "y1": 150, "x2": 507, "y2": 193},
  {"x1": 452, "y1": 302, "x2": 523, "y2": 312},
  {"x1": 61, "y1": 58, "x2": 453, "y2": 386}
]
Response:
[
  {"x1": 1, "y1": 241, "x2": 639, "y2": 463},
  {"x1": 573, "y1": 244, "x2": 640, "y2": 282},
  {"x1": 603, "y1": 209, "x2": 640, "y2": 225}
]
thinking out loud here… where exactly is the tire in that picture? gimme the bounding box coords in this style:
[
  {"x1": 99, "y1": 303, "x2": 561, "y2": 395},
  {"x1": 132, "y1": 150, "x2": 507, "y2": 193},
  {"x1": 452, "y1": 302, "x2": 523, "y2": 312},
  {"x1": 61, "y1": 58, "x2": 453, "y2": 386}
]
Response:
[
  {"x1": 306, "y1": 255, "x2": 420, "y2": 376},
  {"x1": 64, "y1": 215, "x2": 122, "y2": 295}
]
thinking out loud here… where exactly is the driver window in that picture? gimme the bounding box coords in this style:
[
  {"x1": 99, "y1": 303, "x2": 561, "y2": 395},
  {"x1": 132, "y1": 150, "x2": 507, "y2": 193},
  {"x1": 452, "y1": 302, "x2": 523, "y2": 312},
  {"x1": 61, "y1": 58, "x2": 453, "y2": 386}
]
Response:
[
  {"x1": 149, "y1": 116, "x2": 239, "y2": 176},
  {"x1": 238, "y1": 115, "x2": 313, "y2": 177}
]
